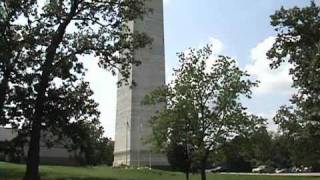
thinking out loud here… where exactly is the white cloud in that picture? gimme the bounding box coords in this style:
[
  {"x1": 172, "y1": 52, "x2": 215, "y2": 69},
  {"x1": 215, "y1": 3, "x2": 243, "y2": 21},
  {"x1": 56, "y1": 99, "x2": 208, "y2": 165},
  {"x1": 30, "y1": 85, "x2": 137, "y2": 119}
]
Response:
[
  {"x1": 195, "y1": 37, "x2": 224, "y2": 55},
  {"x1": 83, "y1": 36, "x2": 293, "y2": 139},
  {"x1": 208, "y1": 37, "x2": 224, "y2": 54},
  {"x1": 257, "y1": 111, "x2": 278, "y2": 132},
  {"x1": 245, "y1": 108, "x2": 279, "y2": 132},
  {"x1": 166, "y1": 37, "x2": 225, "y2": 83},
  {"x1": 205, "y1": 37, "x2": 225, "y2": 71},
  {"x1": 245, "y1": 36, "x2": 294, "y2": 95}
]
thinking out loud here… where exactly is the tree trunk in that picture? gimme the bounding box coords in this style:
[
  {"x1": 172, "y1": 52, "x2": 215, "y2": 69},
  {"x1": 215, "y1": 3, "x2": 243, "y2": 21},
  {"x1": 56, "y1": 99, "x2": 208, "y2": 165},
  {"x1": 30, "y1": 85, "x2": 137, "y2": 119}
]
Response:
[
  {"x1": 24, "y1": 65, "x2": 50, "y2": 180},
  {"x1": 23, "y1": 3, "x2": 78, "y2": 179},
  {"x1": 23, "y1": 46, "x2": 56, "y2": 180},
  {"x1": 185, "y1": 166, "x2": 190, "y2": 180},
  {"x1": 200, "y1": 159, "x2": 207, "y2": 180},
  {"x1": 23, "y1": 119, "x2": 41, "y2": 180},
  {"x1": 185, "y1": 172, "x2": 189, "y2": 180}
]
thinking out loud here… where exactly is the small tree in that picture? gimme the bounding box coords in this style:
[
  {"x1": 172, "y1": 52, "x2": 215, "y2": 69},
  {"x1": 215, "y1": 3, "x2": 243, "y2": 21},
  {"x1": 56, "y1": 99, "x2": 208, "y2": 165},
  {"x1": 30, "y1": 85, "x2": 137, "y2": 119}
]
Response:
[
  {"x1": 166, "y1": 143, "x2": 191, "y2": 172},
  {"x1": 145, "y1": 45, "x2": 263, "y2": 180},
  {"x1": 65, "y1": 119, "x2": 114, "y2": 166},
  {"x1": 166, "y1": 142, "x2": 193, "y2": 180}
]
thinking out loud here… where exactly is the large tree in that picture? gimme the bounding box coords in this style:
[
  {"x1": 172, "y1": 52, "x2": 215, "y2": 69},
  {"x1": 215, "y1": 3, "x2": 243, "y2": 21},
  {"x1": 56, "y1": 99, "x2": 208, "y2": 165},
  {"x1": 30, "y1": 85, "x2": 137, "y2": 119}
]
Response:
[
  {"x1": 268, "y1": 1, "x2": 320, "y2": 121},
  {"x1": 144, "y1": 45, "x2": 263, "y2": 180},
  {"x1": 268, "y1": 1, "x2": 320, "y2": 169},
  {"x1": 1, "y1": 0, "x2": 151, "y2": 179}
]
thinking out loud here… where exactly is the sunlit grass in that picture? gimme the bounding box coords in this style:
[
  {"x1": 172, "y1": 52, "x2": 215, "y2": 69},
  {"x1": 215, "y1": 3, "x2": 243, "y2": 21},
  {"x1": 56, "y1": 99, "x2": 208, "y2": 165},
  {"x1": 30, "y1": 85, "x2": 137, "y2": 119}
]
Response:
[{"x1": 1, "y1": 162, "x2": 320, "y2": 180}]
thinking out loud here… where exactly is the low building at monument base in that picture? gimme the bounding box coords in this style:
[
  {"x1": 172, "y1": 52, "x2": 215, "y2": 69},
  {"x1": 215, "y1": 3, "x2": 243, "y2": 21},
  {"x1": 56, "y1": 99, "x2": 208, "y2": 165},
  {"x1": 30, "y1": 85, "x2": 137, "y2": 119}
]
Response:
[
  {"x1": 113, "y1": 151, "x2": 168, "y2": 167},
  {"x1": 0, "y1": 127, "x2": 80, "y2": 166}
]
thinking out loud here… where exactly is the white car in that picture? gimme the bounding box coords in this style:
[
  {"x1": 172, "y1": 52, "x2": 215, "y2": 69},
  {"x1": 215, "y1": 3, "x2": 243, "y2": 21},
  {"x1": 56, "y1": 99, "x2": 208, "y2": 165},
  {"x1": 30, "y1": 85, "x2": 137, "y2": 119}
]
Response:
[
  {"x1": 275, "y1": 168, "x2": 288, "y2": 173},
  {"x1": 252, "y1": 165, "x2": 274, "y2": 173},
  {"x1": 252, "y1": 165, "x2": 266, "y2": 173}
]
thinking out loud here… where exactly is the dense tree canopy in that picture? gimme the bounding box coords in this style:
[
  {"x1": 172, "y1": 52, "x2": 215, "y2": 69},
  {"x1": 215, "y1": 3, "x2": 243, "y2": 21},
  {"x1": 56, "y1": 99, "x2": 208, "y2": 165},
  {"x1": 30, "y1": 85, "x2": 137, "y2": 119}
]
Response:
[
  {"x1": 216, "y1": 128, "x2": 293, "y2": 171},
  {"x1": 0, "y1": 0, "x2": 151, "y2": 179},
  {"x1": 268, "y1": 1, "x2": 320, "y2": 126},
  {"x1": 0, "y1": 0, "x2": 36, "y2": 126},
  {"x1": 65, "y1": 119, "x2": 114, "y2": 166},
  {"x1": 268, "y1": 1, "x2": 320, "y2": 170}
]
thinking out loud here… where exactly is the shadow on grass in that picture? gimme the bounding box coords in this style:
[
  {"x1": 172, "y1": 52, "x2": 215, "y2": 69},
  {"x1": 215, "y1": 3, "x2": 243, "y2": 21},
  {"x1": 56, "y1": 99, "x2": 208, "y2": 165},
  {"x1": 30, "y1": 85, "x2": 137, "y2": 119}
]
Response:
[
  {"x1": 1, "y1": 168, "x2": 25, "y2": 179},
  {"x1": 3, "y1": 175, "x2": 120, "y2": 180},
  {"x1": 1, "y1": 168, "x2": 120, "y2": 180},
  {"x1": 54, "y1": 178, "x2": 119, "y2": 180}
]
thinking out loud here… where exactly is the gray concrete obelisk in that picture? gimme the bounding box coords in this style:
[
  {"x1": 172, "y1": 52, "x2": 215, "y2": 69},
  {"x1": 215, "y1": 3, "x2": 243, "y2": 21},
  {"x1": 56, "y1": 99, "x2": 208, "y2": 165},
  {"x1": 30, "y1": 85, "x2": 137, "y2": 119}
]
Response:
[{"x1": 113, "y1": 0, "x2": 168, "y2": 167}]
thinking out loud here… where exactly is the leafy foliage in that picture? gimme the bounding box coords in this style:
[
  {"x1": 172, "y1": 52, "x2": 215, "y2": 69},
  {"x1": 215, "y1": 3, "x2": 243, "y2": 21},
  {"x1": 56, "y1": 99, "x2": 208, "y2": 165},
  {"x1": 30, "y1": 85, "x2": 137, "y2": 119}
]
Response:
[
  {"x1": 268, "y1": 1, "x2": 320, "y2": 170},
  {"x1": 144, "y1": 45, "x2": 264, "y2": 180},
  {"x1": 1, "y1": 0, "x2": 152, "y2": 179},
  {"x1": 216, "y1": 128, "x2": 294, "y2": 171},
  {"x1": 0, "y1": 0, "x2": 36, "y2": 126},
  {"x1": 166, "y1": 143, "x2": 191, "y2": 172},
  {"x1": 65, "y1": 119, "x2": 114, "y2": 166},
  {"x1": 268, "y1": 1, "x2": 320, "y2": 127}
]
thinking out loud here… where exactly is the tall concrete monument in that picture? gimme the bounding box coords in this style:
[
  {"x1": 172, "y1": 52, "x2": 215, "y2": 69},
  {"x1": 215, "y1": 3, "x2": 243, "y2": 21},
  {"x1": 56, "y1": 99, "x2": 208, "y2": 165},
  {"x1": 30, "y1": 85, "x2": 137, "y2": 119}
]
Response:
[{"x1": 113, "y1": 0, "x2": 168, "y2": 166}]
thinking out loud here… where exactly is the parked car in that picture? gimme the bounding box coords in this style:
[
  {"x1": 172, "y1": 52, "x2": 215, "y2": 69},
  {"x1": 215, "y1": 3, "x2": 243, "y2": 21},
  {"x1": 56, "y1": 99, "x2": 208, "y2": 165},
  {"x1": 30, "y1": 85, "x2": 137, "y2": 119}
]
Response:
[
  {"x1": 205, "y1": 166, "x2": 227, "y2": 173},
  {"x1": 211, "y1": 166, "x2": 224, "y2": 173},
  {"x1": 252, "y1": 165, "x2": 274, "y2": 173},
  {"x1": 302, "y1": 166, "x2": 312, "y2": 173},
  {"x1": 289, "y1": 166, "x2": 301, "y2": 173},
  {"x1": 289, "y1": 166, "x2": 312, "y2": 173},
  {"x1": 275, "y1": 168, "x2": 288, "y2": 173}
]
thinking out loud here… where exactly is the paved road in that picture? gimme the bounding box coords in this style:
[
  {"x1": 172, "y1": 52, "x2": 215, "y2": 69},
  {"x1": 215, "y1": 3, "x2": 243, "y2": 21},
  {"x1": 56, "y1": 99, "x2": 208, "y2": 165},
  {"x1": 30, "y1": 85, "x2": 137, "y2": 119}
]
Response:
[{"x1": 220, "y1": 173, "x2": 320, "y2": 176}]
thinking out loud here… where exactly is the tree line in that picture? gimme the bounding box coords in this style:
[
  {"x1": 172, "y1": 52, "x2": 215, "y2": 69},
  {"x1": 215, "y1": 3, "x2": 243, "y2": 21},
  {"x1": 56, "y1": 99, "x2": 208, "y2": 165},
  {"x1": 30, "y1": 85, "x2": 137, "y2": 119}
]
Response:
[{"x1": 143, "y1": 2, "x2": 320, "y2": 180}]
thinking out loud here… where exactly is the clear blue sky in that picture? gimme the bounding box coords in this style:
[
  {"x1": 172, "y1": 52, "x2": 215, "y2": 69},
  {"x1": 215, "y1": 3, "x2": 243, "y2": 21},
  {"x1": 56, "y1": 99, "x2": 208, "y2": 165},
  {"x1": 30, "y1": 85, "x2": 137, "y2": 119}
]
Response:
[{"x1": 86, "y1": 0, "x2": 311, "y2": 138}]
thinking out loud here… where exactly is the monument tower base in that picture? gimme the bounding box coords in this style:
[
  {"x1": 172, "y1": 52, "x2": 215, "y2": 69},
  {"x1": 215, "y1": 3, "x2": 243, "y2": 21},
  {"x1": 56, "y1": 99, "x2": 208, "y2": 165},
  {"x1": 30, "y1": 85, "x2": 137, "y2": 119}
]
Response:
[{"x1": 113, "y1": 0, "x2": 168, "y2": 167}]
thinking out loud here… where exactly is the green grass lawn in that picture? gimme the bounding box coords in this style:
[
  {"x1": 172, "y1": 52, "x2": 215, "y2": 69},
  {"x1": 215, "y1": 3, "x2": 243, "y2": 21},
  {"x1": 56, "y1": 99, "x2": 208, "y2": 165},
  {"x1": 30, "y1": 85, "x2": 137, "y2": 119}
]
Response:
[{"x1": 1, "y1": 162, "x2": 320, "y2": 180}]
